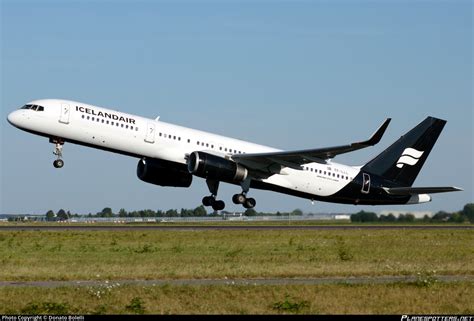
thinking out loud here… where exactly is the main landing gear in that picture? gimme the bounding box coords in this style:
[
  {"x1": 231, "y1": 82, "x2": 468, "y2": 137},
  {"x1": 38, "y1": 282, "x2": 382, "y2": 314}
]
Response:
[
  {"x1": 232, "y1": 178, "x2": 256, "y2": 209},
  {"x1": 201, "y1": 178, "x2": 257, "y2": 211},
  {"x1": 232, "y1": 193, "x2": 256, "y2": 209},
  {"x1": 50, "y1": 138, "x2": 65, "y2": 168},
  {"x1": 202, "y1": 179, "x2": 226, "y2": 211}
]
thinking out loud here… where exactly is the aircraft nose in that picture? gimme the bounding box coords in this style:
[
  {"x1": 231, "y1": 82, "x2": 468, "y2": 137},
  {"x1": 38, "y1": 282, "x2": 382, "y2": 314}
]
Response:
[{"x1": 7, "y1": 110, "x2": 22, "y2": 126}]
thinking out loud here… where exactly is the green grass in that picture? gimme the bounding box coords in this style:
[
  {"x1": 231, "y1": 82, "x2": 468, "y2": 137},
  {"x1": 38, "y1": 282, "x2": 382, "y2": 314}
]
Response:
[
  {"x1": 0, "y1": 229, "x2": 472, "y2": 281},
  {"x1": 0, "y1": 282, "x2": 472, "y2": 314},
  {"x1": 1, "y1": 227, "x2": 472, "y2": 314}
]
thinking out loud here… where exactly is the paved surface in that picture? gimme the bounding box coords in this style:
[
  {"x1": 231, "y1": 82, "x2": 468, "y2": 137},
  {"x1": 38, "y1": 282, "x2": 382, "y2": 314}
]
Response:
[
  {"x1": 0, "y1": 225, "x2": 472, "y2": 231},
  {"x1": 0, "y1": 275, "x2": 472, "y2": 288}
]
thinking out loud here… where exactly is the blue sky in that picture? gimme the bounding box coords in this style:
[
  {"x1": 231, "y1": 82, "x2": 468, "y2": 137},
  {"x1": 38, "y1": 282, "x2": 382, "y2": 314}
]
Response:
[{"x1": 1, "y1": 1, "x2": 472, "y2": 215}]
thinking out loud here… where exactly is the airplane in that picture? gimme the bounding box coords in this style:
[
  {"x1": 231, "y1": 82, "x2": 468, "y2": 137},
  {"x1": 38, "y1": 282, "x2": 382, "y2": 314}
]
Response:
[{"x1": 7, "y1": 99, "x2": 462, "y2": 211}]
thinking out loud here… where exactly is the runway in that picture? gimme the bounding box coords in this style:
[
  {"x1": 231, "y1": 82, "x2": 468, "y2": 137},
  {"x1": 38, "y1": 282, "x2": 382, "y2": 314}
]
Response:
[
  {"x1": 1, "y1": 275, "x2": 472, "y2": 288},
  {"x1": 0, "y1": 224, "x2": 472, "y2": 231}
]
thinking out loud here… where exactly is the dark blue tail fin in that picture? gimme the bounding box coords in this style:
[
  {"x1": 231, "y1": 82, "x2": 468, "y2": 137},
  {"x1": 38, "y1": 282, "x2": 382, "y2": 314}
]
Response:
[{"x1": 362, "y1": 117, "x2": 446, "y2": 186}]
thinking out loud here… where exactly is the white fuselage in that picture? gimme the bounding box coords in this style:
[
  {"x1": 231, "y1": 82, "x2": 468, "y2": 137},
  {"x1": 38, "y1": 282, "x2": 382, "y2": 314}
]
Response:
[{"x1": 8, "y1": 99, "x2": 360, "y2": 200}]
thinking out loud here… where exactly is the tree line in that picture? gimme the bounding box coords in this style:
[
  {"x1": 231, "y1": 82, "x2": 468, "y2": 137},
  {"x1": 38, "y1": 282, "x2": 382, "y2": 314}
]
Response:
[
  {"x1": 41, "y1": 203, "x2": 474, "y2": 223},
  {"x1": 43, "y1": 207, "x2": 305, "y2": 221},
  {"x1": 350, "y1": 203, "x2": 474, "y2": 223}
]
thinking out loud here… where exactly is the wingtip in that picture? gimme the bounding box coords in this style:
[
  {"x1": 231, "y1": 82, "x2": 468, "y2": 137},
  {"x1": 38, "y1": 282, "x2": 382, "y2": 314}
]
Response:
[{"x1": 367, "y1": 117, "x2": 391, "y2": 146}]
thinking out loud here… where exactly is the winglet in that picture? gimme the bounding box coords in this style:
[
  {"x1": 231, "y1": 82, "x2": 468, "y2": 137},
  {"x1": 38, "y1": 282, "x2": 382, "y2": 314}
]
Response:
[{"x1": 355, "y1": 118, "x2": 391, "y2": 147}]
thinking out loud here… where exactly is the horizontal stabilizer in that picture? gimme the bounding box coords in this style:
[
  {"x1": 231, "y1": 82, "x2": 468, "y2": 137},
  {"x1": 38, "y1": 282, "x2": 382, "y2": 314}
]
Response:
[{"x1": 383, "y1": 186, "x2": 463, "y2": 195}]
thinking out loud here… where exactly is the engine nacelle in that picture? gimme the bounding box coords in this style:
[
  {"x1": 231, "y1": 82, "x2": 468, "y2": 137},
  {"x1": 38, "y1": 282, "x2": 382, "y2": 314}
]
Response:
[
  {"x1": 137, "y1": 158, "x2": 192, "y2": 187},
  {"x1": 187, "y1": 151, "x2": 248, "y2": 182}
]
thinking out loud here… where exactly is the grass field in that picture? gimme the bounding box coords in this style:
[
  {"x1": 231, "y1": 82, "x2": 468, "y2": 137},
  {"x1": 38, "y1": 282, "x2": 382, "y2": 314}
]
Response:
[
  {"x1": 1, "y1": 283, "x2": 473, "y2": 314},
  {"x1": 0, "y1": 226, "x2": 472, "y2": 314}
]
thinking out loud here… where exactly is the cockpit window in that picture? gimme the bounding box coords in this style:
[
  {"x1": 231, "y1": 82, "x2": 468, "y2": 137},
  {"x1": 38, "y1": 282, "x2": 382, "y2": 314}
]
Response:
[{"x1": 20, "y1": 104, "x2": 45, "y2": 111}]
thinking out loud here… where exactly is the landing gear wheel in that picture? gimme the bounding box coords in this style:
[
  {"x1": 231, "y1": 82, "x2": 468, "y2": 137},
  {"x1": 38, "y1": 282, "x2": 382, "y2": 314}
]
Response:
[
  {"x1": 212, "y1": 200, "x2": 225, "y2": 211},
  {"x1": 202, "y1": 196, "x2": 215, "y2": 207},
  {"x1": 232, "y1": 193, "x2": 246, "y2": 204},
  {"x1": 53, "y1": 159, "x2": 64, "y2": 168},
  {"x1": 243, "y1": 197, "x2": 256, "y2": 209}
]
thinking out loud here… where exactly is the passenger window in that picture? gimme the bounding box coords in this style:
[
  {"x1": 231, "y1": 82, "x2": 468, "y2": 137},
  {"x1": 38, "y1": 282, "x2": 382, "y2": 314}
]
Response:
[
  {"x1": 82, "y1": 115, "x2": 85, "y2": 119},
  {"x1": 188, "y1": 139, "x2": 191, "y2": 143},
  {"x1": 131, "y1": 126, "x2": 134, "y2": 130},
  {"x1": 92, "y1": 117, "x2": 95, "y2": 121}
]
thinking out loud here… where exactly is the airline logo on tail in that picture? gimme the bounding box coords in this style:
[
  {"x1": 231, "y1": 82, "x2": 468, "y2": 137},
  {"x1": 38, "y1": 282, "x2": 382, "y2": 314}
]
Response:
[{"x1": 396, "y1": 148, "x2": 424, "y2": 168}]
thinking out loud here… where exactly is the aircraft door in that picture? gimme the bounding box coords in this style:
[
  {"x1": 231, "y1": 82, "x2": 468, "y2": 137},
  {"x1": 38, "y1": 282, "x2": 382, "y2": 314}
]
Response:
[
  {"x1": 59, "y1": 103, "x2": 70, "y2": 124},
  {"x1": 361, "y1": 173, "x2": 370, "y2": 194},
  {"x1": 145, "y1": 122, "x2": 155, "y2": 143}
]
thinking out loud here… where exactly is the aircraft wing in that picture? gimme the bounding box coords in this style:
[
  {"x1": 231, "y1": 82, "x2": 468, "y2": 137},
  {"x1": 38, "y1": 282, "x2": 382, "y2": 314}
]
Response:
[
  {"x1": 383, "y1": 186, "x2": 463, "y2": 195},
  {"x1": 232, "y1": 118, "x2": 391, "y2": 173}
]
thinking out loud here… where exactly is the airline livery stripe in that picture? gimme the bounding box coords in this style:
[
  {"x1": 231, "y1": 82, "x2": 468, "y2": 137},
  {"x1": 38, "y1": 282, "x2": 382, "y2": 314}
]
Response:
[
  {"x1": 396, "y1": 155, "x2": 419, "y2": 167},
  {"x1": 402, "y1": 148, "x2": 424, "y2": 159}
]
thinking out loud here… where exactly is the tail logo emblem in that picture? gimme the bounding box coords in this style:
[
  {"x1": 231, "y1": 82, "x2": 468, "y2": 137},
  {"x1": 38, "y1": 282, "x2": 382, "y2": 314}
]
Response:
[{"x1": 396, "y1": 148, "x2": 424, "y2": 168}]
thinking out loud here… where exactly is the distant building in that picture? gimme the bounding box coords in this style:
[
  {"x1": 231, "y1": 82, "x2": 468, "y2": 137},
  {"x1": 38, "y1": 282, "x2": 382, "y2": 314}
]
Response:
[{"x1": 334, "y1": 214, "x2": 351, "y2": 220}]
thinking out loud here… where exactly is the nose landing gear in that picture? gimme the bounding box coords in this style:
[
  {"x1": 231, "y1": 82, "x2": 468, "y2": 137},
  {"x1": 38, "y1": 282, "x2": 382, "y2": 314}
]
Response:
[{"x1": 51, "y1": 138, "x2": 65, "y2": 168}]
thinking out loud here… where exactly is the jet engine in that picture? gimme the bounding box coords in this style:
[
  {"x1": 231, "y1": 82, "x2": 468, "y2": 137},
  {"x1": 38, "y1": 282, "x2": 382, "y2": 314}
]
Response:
[
  {"x1": 137, "y1": 158, "x2": 192, "y2": 187},
  {"x1": 187, "y1": 151, "x2": 248, "y2": 182}
]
